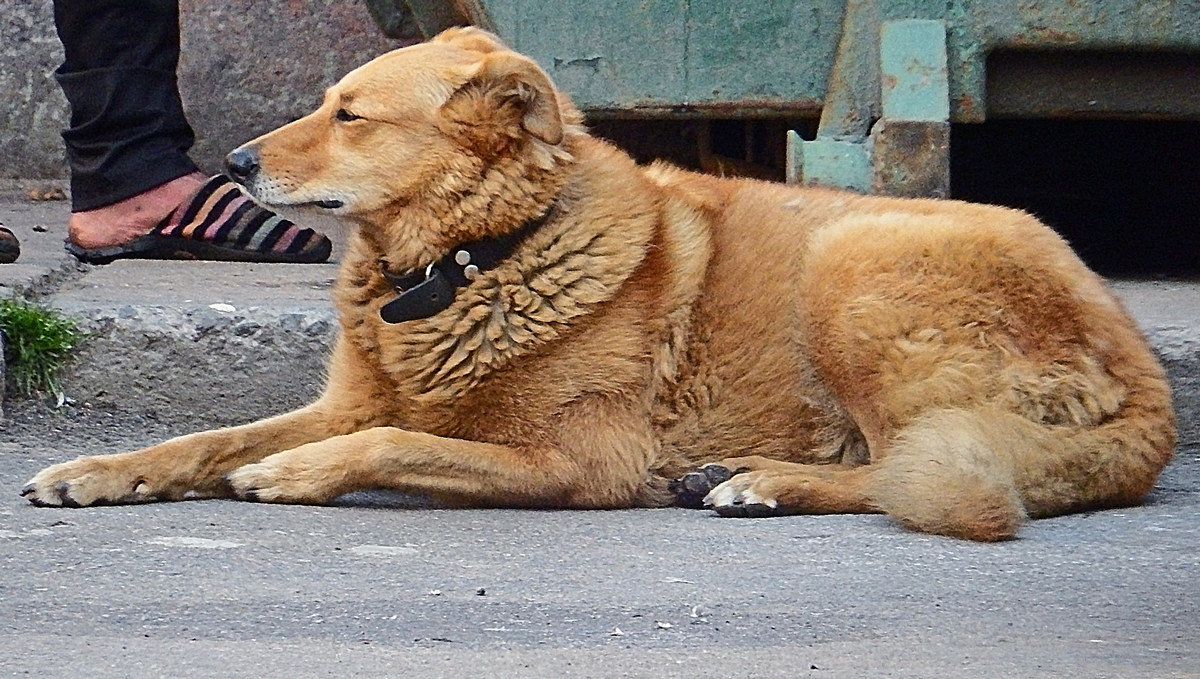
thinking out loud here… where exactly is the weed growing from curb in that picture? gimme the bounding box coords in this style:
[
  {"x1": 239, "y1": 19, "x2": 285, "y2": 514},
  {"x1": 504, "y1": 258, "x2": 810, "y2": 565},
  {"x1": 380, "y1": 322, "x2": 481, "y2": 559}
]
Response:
[{"x1": 0, "y1": 298, "x2": 82, "y2": 398}]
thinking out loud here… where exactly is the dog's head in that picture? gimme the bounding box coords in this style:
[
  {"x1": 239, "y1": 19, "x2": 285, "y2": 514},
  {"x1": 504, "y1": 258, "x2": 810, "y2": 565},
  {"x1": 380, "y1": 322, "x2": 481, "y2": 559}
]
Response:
[{"x1": 225, "y1": 28, "x2": 574, "y2": 241}]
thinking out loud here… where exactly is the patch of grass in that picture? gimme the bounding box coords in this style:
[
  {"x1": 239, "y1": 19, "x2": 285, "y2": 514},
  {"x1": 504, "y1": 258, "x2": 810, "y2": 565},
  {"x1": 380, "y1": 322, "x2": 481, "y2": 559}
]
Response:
[{"x1": 0, "y1": 298, "x2": 82, "y2": 398}]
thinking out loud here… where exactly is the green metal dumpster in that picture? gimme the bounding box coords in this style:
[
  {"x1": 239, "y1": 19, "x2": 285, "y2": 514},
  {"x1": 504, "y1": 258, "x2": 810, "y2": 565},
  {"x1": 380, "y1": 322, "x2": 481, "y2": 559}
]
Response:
[{"x1": 367, "y1": 0, "x2": 1200, "y2": 196}]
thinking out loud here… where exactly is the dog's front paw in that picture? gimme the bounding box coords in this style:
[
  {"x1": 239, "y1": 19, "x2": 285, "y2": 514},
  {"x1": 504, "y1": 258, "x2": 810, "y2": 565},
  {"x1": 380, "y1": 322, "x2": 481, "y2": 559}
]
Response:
[
  {"x1": 704, "y1": 472, "x2": 782, "y2": 518},
  {"x1": 669, "y1": 464, "x2": 735, "y2": 508},
  {"x1": 21, "y1": 456, "x2": 156, "y2": 507},
  {"x1": 226, "y1": 450, "x2": 343, "y2": 504}
]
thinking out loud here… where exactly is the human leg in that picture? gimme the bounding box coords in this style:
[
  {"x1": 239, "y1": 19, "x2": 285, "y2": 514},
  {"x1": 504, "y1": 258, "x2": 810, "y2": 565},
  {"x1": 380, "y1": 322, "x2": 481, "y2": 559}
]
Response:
[
  {"x1": 52, "y1": 0, "x2": 331, "y2": 262},
  {"x1": 53, "y1": 0, "x2": 198, "y2": 212}
]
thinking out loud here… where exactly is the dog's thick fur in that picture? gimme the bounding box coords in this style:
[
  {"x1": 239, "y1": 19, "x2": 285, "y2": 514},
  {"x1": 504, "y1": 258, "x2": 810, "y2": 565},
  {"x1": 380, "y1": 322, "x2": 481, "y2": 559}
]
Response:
[{"x1": 23, "y1": 29, "x2": 1175, "y2": 540}]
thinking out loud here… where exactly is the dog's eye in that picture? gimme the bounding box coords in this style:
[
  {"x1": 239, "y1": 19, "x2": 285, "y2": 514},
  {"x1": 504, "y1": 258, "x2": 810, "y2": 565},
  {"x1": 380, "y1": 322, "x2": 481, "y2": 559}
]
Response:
[{"x1": 335, "y1": 108, "x2": 363, "y2": 122}]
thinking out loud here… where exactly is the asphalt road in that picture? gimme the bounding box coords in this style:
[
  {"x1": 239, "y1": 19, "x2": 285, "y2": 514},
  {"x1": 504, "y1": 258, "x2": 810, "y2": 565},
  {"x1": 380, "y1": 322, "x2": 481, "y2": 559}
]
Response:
[{"x1": 1, "y1": 403, "x2": 1197, "y2": 678}]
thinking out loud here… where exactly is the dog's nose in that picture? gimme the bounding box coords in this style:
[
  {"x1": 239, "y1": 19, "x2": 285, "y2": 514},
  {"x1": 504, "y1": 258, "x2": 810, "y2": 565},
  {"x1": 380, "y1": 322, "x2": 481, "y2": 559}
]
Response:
[{"x1": 224, "y1": 147, "x2": 260, "y2": 182}]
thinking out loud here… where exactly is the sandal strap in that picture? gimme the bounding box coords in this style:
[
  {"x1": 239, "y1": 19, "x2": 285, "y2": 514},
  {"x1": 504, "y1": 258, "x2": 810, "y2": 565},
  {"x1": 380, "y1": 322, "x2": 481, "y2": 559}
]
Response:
[{"x1": 151, "y1": 176, "x2": 328, "y2": 257}]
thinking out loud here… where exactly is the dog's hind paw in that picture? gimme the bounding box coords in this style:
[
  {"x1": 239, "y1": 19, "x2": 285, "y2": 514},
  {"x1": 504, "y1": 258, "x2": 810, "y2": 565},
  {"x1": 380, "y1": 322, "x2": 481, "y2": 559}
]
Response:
[
  {"x1": 704, "y1": 473, "x2": 783, "y2": 518},
  {"x1": 669, "y1": 464, "x2": 734, "y2": 508}
]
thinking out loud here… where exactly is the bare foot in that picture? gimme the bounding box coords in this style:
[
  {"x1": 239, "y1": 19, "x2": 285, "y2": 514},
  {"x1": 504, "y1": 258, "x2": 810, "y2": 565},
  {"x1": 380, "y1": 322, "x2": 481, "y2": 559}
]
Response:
[{"x1": 67, "y1": 172, "x2": 207, "y2": 249}]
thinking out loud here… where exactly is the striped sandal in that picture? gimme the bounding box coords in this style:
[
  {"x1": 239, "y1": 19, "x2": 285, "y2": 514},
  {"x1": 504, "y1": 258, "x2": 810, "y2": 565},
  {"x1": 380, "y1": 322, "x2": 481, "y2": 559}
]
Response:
[{"x1": 64, "y1": 175, "x2": 332, "y2": 265}]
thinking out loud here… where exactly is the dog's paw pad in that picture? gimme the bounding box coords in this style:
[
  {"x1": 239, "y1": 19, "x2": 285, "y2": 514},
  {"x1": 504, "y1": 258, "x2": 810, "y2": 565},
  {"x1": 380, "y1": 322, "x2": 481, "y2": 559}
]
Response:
[
  {"x1": 711, "y1": 501, "x2": 778, "y2": 518},
  {"x1": 670, "y1": 464, "x2": 734, "y2": 508}
]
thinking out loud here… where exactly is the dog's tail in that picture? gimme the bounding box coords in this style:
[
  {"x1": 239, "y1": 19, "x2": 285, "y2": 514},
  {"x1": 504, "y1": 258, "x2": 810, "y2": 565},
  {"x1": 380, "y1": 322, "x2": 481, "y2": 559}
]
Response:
[
  {"x1": 866, "y1": 368, "x2": 1175, "y2": 542},
  {"x1": 866, "y1": 408, "x2": 1029, "y2": 541}
]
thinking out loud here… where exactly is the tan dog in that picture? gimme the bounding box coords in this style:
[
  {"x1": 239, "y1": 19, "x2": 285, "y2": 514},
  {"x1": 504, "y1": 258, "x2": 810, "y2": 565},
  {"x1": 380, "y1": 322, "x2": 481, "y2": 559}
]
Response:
[{"x1": 22, "y1": 28, "x2": 1175, "y2": 541}]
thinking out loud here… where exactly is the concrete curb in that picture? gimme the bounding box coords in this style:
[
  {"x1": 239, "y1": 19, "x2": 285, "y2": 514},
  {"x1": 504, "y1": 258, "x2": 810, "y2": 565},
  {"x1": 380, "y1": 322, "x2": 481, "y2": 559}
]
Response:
[
  {"x1": 0, "y1": 187, "x2": 343, "y2": 424},
  {"x1": 1110, "y1": 280, "x2": 1200, "y2": 451},
  {"x1": 45, "y1": 252, "x2": 343, "y2": 425},
  {"x1": 55, "y1": 303, "x2": 335, "y2": 427},
  {"x1": 1152, "y1": 335, "x2": 1200, "y2": 453}
]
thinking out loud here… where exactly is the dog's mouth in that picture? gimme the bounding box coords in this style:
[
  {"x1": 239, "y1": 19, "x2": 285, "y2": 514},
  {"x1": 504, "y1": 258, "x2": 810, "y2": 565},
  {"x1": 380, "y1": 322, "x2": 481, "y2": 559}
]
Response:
[
  {"x1": 235, "y1": 177, "x2": 348, "y2": 211},
  {"x1": 266, "y1": 197, "x2": 346, "y2": 211}
]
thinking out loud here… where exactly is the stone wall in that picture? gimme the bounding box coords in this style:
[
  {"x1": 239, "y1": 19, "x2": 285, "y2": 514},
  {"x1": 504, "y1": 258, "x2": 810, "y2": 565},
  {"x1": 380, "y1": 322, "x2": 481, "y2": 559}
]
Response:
[{"x1": 0, "y1": 0, "x2": 407, "y2": 179}]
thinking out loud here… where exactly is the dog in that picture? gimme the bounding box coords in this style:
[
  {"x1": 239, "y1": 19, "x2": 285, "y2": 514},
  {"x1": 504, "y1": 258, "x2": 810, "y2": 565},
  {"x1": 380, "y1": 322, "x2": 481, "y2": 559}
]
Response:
[{"x1": 22, "y1": 28, "x2": 1175, "y2": 541}]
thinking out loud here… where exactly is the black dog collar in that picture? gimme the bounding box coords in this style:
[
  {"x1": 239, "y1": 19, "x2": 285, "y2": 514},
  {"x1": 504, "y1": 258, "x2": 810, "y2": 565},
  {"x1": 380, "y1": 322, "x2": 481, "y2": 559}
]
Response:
[{"x1": 378, "y1": 206, "x2": 554, "y2": 324}]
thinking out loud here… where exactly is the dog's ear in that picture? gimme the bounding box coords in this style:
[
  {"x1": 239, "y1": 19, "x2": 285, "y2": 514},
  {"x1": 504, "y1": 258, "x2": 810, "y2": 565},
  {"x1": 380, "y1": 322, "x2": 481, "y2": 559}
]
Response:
[
  {"x1": 439, "y1": 52, "x2": 564, "y2": 149},
  {"x1": 431, "y1": 26, "x2": 507, "y2": 54}
]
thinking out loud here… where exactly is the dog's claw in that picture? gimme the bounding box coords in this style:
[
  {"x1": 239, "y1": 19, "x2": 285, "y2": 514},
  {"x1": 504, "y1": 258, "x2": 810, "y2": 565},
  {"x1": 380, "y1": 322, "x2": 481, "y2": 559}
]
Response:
[
  {"x1": 19, "y1": 482, "x2": 35, "y2": 497},
  {"x1": 226, "y1": 470, "x2": 261, "y2": 502},
  {"x1": 25, "y1": 490, "x2": 54, "y2": 507}
]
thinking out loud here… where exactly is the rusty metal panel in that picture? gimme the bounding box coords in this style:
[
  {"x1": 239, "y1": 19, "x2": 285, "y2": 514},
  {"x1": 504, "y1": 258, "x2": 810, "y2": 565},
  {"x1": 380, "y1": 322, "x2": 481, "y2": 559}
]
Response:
[
  {"x1": 484, "y1": 0, "x2": 844, "y2": 117},
  {"x1": 367, "y1": 1, "x2": 1200, "y2": 121},
  {"x1": 871, "y1": 119, "x2": 950, "y2": 197},
  {"x1": 489, "y1": 0, "x2": 691, "y2": 113},
  {"x1": 946, "y1": 0, "x2": 1200, "y2": 122},
  {"x1": 874, "y1": 20, "x2": 949, "y2": 196},
  {"x1": 679, "y1": 0, "x2": 838, "y2": 109}
]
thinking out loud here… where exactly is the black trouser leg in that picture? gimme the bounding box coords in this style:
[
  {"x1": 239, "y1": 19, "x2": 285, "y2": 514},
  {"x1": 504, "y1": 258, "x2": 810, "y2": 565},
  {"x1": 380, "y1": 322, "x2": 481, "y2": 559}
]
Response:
[{"x1": 53, "y1": 0, "x2": 199, "y2": 211}]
